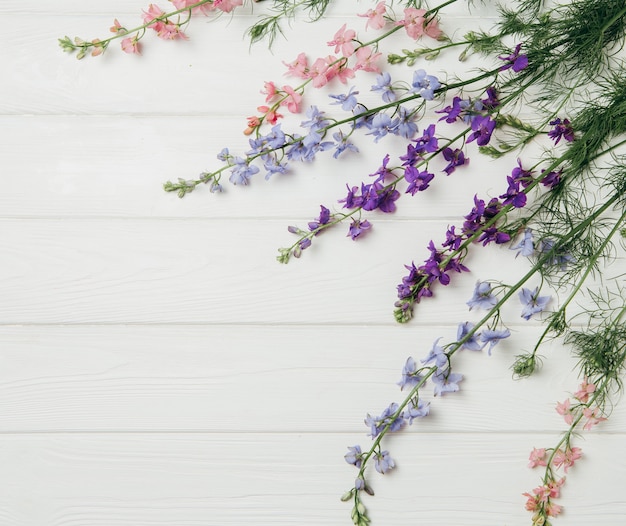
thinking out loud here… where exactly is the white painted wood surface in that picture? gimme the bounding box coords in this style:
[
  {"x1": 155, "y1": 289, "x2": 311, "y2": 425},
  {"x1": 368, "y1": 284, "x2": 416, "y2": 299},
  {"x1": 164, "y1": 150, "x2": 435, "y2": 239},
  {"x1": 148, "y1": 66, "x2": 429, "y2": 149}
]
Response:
[{"x1": 2, "y1": 1, "x2": 625, "y2": 525}]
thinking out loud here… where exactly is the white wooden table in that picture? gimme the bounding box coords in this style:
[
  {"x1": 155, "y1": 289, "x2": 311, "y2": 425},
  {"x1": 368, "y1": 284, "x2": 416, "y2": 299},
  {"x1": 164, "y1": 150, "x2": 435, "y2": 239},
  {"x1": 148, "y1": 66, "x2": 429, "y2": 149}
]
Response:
[{"x1": 2, "y1": 1, "x2": 625, "y2": 524}]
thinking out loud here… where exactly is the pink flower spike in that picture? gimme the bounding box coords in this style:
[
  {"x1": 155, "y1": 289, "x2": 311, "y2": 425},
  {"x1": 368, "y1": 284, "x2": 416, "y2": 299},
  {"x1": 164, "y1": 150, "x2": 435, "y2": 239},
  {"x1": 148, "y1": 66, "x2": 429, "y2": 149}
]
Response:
[
  {"x1": 528, "y1": 447, "x2": 547, "y2": 468},
  {"x1": 358, "y1": 2, "x2": 387, "y2": 31},
  {"x1": 327, "y1": 24, "x2": 356, "y2": 57},
  {"x1": 121, "y1": 37, "x2": 141, "y2": 54},
  {"x1": 280, "y1": 85, "x2": 302, "y2": 113}
]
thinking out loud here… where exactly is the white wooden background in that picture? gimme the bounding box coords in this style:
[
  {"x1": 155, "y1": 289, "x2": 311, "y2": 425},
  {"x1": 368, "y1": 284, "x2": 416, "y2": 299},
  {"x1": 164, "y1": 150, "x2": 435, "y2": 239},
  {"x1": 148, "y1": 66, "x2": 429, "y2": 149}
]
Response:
[{"x1": 2, "y1": 1, "x2": 626, "y2": 524}]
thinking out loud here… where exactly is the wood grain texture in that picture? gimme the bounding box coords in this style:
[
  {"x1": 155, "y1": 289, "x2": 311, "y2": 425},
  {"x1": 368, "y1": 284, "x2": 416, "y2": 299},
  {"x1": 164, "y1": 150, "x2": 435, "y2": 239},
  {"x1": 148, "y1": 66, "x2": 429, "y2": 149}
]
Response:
[{"x1": 2, "y1": 1, "x2": 626, "y2": 525}]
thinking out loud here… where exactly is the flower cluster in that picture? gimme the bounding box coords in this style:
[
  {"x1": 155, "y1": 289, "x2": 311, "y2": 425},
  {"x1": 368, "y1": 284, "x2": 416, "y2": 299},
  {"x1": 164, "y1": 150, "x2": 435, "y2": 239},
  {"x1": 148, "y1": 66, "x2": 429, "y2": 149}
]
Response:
[{"x1": 64, "y1": 0, "x2": 626, "y2": 524}]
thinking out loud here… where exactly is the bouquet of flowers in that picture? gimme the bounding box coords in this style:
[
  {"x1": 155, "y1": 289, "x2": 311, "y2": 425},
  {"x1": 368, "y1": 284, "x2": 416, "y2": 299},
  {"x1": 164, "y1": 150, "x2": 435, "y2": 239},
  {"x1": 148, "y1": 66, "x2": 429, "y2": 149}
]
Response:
[{"x1": 61, "y1": 1, "x2": 626, "y2": 524}]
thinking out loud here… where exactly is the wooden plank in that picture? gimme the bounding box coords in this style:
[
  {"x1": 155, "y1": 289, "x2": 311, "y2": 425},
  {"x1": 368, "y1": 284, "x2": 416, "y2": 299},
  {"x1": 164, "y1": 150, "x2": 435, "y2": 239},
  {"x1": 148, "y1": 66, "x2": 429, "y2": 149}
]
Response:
[
  {"x1": 2, "y1": 324, "x2": 612, "y2": 433},
  {"x1": 0, "y1": 432, "x2": 624, "y2": 525},
  {"x1": 0, "y1": 115, "x2": 533, "y2": 219},
  {"x1": 0, "y1": 217, "x2": 545, "y2": 324}
]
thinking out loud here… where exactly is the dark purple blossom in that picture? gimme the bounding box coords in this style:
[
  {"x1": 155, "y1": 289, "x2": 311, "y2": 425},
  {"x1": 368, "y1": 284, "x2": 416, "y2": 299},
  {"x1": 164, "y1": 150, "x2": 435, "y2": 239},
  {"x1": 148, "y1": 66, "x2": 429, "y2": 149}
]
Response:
[
  {"x1": 548, "y1": 118, "x2": 575, "y2": 144},
  {"x1": 405, "y1": 166, "x2": 435, "y2": 194},
  {"x1": 308, "y1": 205, "x2": 331, "y2": 231},
  {"x1": 477, "y1": 227, "x2": 511, "y2": 246},
  {"x1": 442, "y1": 225, "x2": 464, "y2": 251},
  {"x1": 511, "y1": 159, "x2": 535, "y2": 187},
  {"x1": 540, "y1": 168, "x2": 562, "y2": 189},
  {"x1": 498, "y1": 43, "x2": 528, "y2": 72},
  {"x1": 370, "y1": 154, "x2": 394, "y2": 183},
  {"x1": 442, "y1": 147, "x2": 468, "y2": 175},
  {"x1": 347, "y1": 218, "x2": 372, "y2": 240},
  {"x1": 481, "y1": 86, "x2": 500, "y2": 109},
  {"x1": 467, "y1": 115, "x2": 497, "y2": 146},
  {"x1": 500, "y1": 176, "x2": 528, "y2": 208}
]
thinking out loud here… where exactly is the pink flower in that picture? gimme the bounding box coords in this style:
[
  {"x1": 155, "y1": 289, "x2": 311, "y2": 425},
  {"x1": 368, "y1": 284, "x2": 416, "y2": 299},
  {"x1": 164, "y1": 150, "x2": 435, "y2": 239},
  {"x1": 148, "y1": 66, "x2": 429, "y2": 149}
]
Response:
[
  {"x1": 358, "y1": 2, "x2": 387, "y2": 31},
  {"x1": 257, "y1": 105, "x2": 283, "y2": 125},
  {"x1": 582, "y1": 406, "x2": 607, "y2": 430},
  {"x1": 214, "y1": 0, "x2": 243, "y2": 13},
  {"x1": 327, "y1": 24, "x2": 356, "y2": 57},
  {"x1": 553, "y1": 446, "x2": 582, "y2": 472},
  {"x1": 528, "y1": 447, "x2": 547, "y2": 468},
  {"x1": 157, "y1": 21, "x2": 188, "y2": 40},
  {"x1": 110, "y1": 18, "x2": 124, "y2": 34},
  {"x1": 546, "y1": 502, "x2": 563, "y2": 517},
  {"x1": 121, "y1": 37, "x2": 141, "y2": 54},
  {"x1": 547, "y1": 477, "x2": 565, "y2": 498},
  {"x1": 353, "y1": 46, "x2": 382, "y2": 73},
  {"x1": 574, "y1": 377, "x2": 596, "y2": 403},
  {"x1": 397, "y1": 8, "x2": 442, "y2": 40},
  {"x1": 555, "y1": 398, "x2": 574, "y2": 425},
  {"x1": 142, "y1": 4, "x2": 165, "y2": 25},
  {"x1": 280, "y1": 85, "x2": 302, "y2": 113},
  {"x1": 171, "y1": 0, "x2": 216, "y2": 15},
  {"x1": 308, "y1": 56, "x2": 336, "y2": 88},
  {"x1": 284, "y1": 52, "x2": 309, "y2": 79},
  {"x1": 261, "y1": 81, "x2": 279, "y2": 103}
]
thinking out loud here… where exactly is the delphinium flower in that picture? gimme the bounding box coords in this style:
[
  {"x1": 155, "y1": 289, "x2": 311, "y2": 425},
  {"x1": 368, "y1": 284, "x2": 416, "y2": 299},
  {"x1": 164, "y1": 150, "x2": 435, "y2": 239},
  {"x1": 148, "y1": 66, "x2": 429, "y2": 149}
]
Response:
[
  {"x1": 519, "y1": 287, "x2": 551, "y2": 320},
  {"x1": 524, "y1": 375, "x2": 610, "y2": 525}
]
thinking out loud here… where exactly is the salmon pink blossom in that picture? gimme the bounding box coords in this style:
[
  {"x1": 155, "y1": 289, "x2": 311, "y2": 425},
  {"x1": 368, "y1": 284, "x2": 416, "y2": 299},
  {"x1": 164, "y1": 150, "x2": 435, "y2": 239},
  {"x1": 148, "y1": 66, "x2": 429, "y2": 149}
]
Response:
[
  {"x1": 528, "y1": 447, "x2": 547, "y2": 468},
  {"x1": 353, "y1": 46, "x2": 382, "y2": 73},
  {"x1": 358, "y1": 2, "x2": 387, "y2": 30},
  {"x1": 327, "y1": 24, "x2": 356, "y2": 57},
  {"x1": 121, "y1": 36, "x2": 141, "y2": 54},
  {"x1": 397, "y1": 8, "x2": 442, "y2": 40}
]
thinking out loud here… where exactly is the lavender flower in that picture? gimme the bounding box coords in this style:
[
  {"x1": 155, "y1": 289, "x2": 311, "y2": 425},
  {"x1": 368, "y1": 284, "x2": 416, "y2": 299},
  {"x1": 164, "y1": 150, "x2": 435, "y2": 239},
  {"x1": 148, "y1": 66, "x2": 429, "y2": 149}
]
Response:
[
  {"x1": 367, "y1": 113, "x2": 399, "y2": 142},
  {"x1": 432, "y1": 370, "x2": 463, "y2": 396},
  {"x1": 371, "y1": 72, "x2": 396, "y2": 102},
  {"x1": 480, "y1": 328, "x2": 511, "y2": 355},
  {"x1": 519, "y1": 287, "x2": 551, "y2": 320},
  {"x1": 374, "y1": 450, "x2": 395, "y2": 474},
  {"x1": 344, "y1": 445, "x2": 363, "y2": 468},
  {"x1": 397, "y1": 356, "x2": 424, "y2": 390},
  {"x1": 410, "y1": 69, "x2": 441, "y2": 100},
  {"x1": 466, "y1": 281, "x2": 498, "y2": 310},
  {"x1": 511, "y1": 229, "x2": 534, "y2": 257},
  {"x1": 456, "y1": 321, "x2": 484, "y2": 351},
  {"x1": 329, "y1": 86, "x2": 360, "y2": 111},
  {"x1": 404, "y1": 398, "x2": 430, "y2": 424}
]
